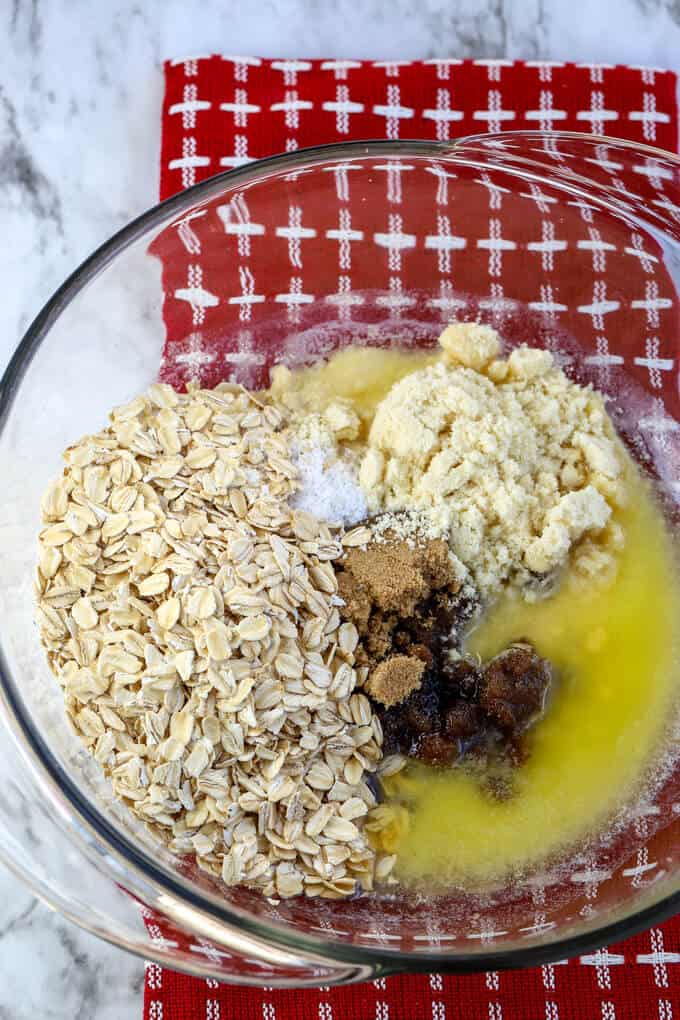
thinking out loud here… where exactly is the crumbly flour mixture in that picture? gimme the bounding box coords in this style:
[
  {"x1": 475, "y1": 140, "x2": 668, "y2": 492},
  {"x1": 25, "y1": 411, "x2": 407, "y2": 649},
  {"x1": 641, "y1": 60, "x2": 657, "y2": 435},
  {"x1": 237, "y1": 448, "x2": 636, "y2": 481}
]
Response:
[
  {"x1": 35, "y1": 323, "x2": 642, "y2": 900},
  {"x1": 361, "y1": 324, "x2": 627, "y2": 596}
]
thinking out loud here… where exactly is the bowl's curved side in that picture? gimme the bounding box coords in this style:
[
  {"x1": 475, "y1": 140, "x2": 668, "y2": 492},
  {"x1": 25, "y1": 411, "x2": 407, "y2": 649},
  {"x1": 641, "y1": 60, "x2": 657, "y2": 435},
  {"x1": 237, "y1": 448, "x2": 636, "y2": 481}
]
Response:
[{"x1": 0, "y1": 134, "x2": 679, "y2": 979}]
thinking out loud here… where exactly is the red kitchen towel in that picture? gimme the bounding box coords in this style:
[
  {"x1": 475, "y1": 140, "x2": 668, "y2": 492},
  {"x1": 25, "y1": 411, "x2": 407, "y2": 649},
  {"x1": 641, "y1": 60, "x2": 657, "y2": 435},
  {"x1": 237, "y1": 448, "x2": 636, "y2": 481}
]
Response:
[
  {"x1": 143, "y1": 919, "x2": 680, "y2": 1020},
  {"x1": 159, "y1": 56, "x2": 678, "y2": 200},
  {"x1": 145, "y1": 56, "x2": 680, "y2": 1019},
  {"x1": 154, "y1": 56, "x2": 679, "y2": 397}
]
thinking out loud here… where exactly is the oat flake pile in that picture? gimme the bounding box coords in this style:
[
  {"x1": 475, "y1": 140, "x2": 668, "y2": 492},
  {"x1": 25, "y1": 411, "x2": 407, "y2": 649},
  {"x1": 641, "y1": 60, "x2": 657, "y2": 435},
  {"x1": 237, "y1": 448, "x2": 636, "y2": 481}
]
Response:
[{"x1": 35, "y1": 380, "x2": 390, "y2": 900}]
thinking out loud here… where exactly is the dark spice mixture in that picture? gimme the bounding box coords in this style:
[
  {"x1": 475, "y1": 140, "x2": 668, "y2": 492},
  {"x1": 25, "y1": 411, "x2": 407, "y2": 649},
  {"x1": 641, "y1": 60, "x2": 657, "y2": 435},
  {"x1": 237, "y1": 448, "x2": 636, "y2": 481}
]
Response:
[{"x1": 336, "y1": 528, "x2": 552, "y2": 772}]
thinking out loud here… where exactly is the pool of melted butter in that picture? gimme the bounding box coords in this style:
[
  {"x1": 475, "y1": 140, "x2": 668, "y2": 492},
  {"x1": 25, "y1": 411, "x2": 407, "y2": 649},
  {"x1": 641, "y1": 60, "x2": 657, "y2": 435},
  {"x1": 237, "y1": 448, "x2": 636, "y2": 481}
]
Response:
[
  {"x1": 383, "y1": 475, "x2": 680, "y2": 888},
  {"x1": 270, "y1": 346, "x2": 437, "y2": 435}
]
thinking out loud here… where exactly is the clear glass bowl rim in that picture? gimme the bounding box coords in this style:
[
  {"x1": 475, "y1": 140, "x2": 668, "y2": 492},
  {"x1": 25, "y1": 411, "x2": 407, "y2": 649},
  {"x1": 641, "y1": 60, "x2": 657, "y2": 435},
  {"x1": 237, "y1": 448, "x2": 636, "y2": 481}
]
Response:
[{"x1": 3, "y1": 131, "x2": 680, "y2": 975}]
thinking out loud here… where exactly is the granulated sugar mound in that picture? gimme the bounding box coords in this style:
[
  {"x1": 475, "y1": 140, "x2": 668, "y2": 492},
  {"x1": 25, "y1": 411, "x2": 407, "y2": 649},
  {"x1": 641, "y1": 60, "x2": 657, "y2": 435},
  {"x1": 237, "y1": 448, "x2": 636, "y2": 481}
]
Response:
[
  {"x1": 360, "y1": 324, "x2": 628, "y2": 597},
  {"x1": 291, "y1": 440, "x2": 368, "y2": 527}
]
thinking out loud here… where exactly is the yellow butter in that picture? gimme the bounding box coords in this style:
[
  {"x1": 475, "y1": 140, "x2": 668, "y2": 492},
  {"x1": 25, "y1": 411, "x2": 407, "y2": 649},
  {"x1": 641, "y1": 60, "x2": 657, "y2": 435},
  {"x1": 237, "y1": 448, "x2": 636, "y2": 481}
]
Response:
[{"x1": 384, "y1": 475, "x2": 680, "y2": 889}]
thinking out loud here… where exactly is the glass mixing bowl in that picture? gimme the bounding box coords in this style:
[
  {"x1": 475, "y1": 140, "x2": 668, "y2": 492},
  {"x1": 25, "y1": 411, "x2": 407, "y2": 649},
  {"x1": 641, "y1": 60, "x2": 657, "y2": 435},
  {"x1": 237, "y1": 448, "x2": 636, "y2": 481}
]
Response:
[{"x1": 1, "y1": 133, "x2": 680, "y2": 985}]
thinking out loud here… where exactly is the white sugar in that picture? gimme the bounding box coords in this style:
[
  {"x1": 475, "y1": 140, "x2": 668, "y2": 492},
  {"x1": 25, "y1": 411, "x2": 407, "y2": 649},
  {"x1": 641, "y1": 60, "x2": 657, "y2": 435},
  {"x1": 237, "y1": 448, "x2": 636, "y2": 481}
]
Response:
[{"x1": 291, "y1": 442, "x2": 368, "y2": 526}]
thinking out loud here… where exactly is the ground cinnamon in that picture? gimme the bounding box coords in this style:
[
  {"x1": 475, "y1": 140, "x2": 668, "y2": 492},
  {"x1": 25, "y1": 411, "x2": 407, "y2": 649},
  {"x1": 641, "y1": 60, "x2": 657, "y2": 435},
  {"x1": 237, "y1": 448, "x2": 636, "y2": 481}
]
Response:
[{"x1": 366, "y1": 655, "x2": 426, "y2": 709}]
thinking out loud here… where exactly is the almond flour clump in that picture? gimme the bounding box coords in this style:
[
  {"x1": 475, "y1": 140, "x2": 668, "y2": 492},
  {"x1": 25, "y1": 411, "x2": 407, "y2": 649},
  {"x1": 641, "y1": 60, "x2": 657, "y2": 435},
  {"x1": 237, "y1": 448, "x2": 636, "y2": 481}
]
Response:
[{"x1": 360, "y1": 324, "x2": 627, "y2": 597}]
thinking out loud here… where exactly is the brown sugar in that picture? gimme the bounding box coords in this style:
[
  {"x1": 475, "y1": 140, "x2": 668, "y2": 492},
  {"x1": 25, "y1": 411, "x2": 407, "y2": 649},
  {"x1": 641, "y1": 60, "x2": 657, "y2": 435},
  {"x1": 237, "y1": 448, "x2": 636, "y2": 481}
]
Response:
[
  {"x1": 335, "y1": 522, "x2": 552, "y2": 776},
  {"x1": 366, "y1": 655, "x2": 426, "y2": 708},
  {"x1": 379, "y1": 643, "x2": 552, "y2": 771},
  {"x1": 339, "y1": 536, "x2": 453, "y2": 617},
  {"x1": 335, "y1": 529, "x2": 465, "y2": 706}
]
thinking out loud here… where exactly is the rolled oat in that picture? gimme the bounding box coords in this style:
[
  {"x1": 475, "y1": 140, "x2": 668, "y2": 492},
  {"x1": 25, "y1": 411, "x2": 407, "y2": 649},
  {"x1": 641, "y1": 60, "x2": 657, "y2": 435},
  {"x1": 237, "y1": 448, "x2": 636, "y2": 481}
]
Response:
[{"x1": 35, "y1": 381, "x2": 394, "y2": 899}]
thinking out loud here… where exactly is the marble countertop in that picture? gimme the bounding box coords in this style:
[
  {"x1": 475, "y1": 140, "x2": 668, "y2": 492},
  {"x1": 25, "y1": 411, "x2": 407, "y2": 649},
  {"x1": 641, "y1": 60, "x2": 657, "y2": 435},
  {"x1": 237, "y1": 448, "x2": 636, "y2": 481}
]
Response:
[{"x1": 1, "y1": 0, "x2": 678, "y2": 1016}]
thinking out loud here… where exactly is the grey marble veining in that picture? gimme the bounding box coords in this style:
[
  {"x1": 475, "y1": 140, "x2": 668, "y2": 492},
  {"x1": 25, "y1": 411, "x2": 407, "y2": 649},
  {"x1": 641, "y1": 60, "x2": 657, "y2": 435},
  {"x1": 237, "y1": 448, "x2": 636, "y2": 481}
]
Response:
[
  {"x1": 0, "y1": 1, "x2": 678, "y2": 1017},
  {"x1": 0, "y1": 888, "x2": 145, "y2": 1020}
]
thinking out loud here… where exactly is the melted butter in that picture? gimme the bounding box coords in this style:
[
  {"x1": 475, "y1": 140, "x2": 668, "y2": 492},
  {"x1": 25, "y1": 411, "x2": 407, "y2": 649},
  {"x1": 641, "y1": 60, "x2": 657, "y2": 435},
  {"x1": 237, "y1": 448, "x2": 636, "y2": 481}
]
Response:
[
  {"x1": 271, "y1": 347, "x2": 437, "y2": 433},
  {"x1": 383, "y1": 478, "x2": 680, "y2": 889}
]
